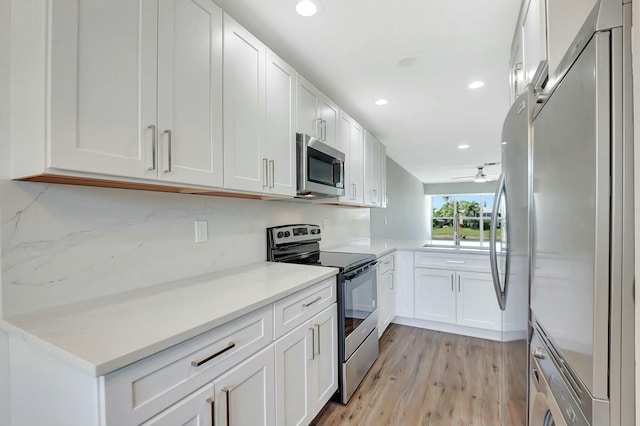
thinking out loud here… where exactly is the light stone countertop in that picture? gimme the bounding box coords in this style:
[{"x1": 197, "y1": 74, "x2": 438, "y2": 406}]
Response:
[
  {"x1": 325, "y1": 239, "x2": 491, "y2": 258},
  {"x1": 1, "y1": 262, "x2": 338, "y2": 377}
]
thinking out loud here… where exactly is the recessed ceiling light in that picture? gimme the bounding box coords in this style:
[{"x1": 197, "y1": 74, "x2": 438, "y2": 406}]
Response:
[
  {"x1": 375, "y1": 99, "x2": 388, "y2": 106},
  {"x1": 398, "y1": 56, "x2": 417, "y2": 67},
  {"x1": 295, "y1": 0, "x2": 317, "y2": 16},
  {"x1": 457, "y1": 144, "x2": 470, "y2": 150},
  {"x1": 468, "y1": 81, "x2": 485, "y2": 89}
]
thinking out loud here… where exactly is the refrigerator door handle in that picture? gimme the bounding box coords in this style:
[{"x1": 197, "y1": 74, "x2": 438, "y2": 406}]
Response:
[{"x1": 490, "y1": 173, "x2": 508, "y2": 311}]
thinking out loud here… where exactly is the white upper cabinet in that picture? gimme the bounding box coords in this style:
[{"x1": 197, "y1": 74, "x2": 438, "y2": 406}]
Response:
[
  {"x1": 296, "y1": 75, "x2": 340, "y2": 150},
  {"x1": 363, "y1": 130, "x2": 382, "y2": 207},
  {"x1": 380, "y1": 144, "x2": 388, "y2": 208},
  {"x1": 265, "y1": 50, "x2": 297, "y2": 197},
  {"x1": 509, "y1": 39, "x2": 525, "y2": 103},
  {"x1": 223, "y1": 14, "x2": 266, "y2": 193},
  {"x1": 223, "y1": 16, "x2": 296, "y2": 196},
  {"x1": 338, "y1": 111, "x2": 364, "y2": 205},
  {"x1": 157, "y1": 0, "x2": 224, "y2": 187},
  {"x1": 521, "y1": 0, "x2": 548, "y2": 87},
  {"x1": 32, "y1": 0, "x2": 224, "y2": 187},
  {"x1": 545, "y1": 0, "x2": 598, "y2": 79},
  {"x1": 46, "y1": 0, "x2": 159, "y2": 179}
]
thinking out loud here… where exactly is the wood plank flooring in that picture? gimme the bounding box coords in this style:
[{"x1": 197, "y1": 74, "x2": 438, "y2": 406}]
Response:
[{"x1": 311, "y1": 324, "x2": 527, "y2": 426}]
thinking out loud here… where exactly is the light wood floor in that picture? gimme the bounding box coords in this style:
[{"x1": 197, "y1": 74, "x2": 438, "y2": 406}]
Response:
[{"x1": 311, "y1": 324, "x2": 527, "y2": 426}]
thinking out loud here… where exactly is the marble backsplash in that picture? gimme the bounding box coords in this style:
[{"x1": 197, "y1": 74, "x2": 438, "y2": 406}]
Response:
[{"x1": 1, "y1": 180, "x2": 370, "y2": 317}]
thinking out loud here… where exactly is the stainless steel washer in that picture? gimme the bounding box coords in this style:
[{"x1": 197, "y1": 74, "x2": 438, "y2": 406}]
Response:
[
  {"x1": 529, "y1": 327, "x2": 590, "y2": 426},
  {"x1": 530, "y1": 354, "x2": 566, "y2": 426}
]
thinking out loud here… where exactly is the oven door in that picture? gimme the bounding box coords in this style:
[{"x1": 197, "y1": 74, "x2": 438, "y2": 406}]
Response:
[{"x1": 342, "y1": 262, "x2": 378, "y2": 360}]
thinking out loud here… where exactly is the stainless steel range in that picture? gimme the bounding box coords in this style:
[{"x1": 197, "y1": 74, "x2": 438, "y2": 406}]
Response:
[{"x1": 267, "y1": 224, "x2": 379, "y2": 404}]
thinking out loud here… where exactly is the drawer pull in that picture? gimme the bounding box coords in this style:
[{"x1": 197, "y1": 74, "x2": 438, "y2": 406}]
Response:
[
  {"x1": 303, "y1": 296, "x2": 322, "y2": 308},
  {"x1": 446, "y1": 260, "x2": 465, "y2": 264},
  {"x1": 191, "y1": 342, "x2": 236, "y2": 367}
]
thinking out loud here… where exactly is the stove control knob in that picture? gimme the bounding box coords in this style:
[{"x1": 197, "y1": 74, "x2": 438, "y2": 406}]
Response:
[
  {"x1": 277, "y1": 232, "x2": 284, "y2": 238},
  {"x1": 284, "y1": 231, "x2": 291, "y2": 237}
]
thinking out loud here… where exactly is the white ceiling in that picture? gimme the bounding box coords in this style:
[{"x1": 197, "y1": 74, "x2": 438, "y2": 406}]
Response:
[{"x1": 215, "y1": 0, "x2": 522, "y2": 183}]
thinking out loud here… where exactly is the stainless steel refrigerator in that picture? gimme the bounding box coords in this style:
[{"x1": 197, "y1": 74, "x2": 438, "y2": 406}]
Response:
[
  {"x1": 489, "y1": 86, "x2": 533, "y2": 426},
  {"x1": 527, "y1": 1, "x2": 634, "y2": 425}
]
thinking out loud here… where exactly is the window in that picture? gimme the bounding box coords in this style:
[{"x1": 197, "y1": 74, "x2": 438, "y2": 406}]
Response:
[{"x1": 431, "y1": 194, "x2": 499, "y2": 248}]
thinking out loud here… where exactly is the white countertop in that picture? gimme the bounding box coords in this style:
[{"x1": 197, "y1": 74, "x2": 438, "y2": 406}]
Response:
[
  {"x1": 1, "y1": 262, "x2": 338, "y2": 377},
  {"x1": 325, "y1": 239, "x2": 490, "y2": 258}
]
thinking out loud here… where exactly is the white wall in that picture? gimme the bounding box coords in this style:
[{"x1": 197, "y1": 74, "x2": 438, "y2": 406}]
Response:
[
  {"x1": 370, "y1": 157, "x2": 428, "y2": 240},
  {"x1": 424, "y1": 181, "x2": 498, "y2": 195},
  {"x1": 0, "y1": 0, "x2": 11, "y2": 423}
]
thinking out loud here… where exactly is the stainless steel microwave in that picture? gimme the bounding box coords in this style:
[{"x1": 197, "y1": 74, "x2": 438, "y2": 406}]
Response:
[{"x1": 296, "y1": 133, "x2": 345, "y2": 198}]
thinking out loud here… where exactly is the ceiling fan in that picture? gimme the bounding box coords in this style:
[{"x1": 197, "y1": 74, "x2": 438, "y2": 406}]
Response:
[{"x1": 451, "y1": 162, "x2": 500, "y2": 183}]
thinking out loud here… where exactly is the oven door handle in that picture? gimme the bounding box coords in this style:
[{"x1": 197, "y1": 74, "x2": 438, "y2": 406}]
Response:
[{"x1": 344, "y1": 261, "x2": 379, "y2": 281}]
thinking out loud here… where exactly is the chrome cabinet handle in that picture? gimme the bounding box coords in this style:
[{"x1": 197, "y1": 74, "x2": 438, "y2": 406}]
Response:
[
  {"x1": 389, "y1": 272, "x2": 394, "y2": 289},
  {"x1": 451, "y1": 274, "x2": 454, "y2": 292},
  {"x1": 269, "y1": 160, "x2": 275, "y2": 188},
  {"x1": 322, "y1": 119, "x2": 327, "y2": 141},
  {"x1": 303, "y1": 296, "x2": 322, "y2": 307},
  {"x1": 222, "y1": 388, "x2": 231, "y2": 426},
  {"x1": 458, "y1": 275, "x2": 461, "y2": 292},
  {"x1": 262, "y1": 158, "x2": 269, "y2": 188},
  {"x1": 147, "y1": 125, "x2": 156, "y2": 171},
  {"x1": 310, "y1": 327, "x2": 315, "y2": 360},
  {"x1": 163, "y1": 130, "x2": 172, "y2": 173},
  {"x1": 207, "y1": 398, "x2": 215, "y2": 426},
  {"x1": 191, "y1": 342, "x2": 236, "y2": 367},
  {"x1": 446, "y1": 260, "x2": 465, "y2": 264},
  {"x1": 314, "y1": 324, "x2": 320, "y2": 356}
]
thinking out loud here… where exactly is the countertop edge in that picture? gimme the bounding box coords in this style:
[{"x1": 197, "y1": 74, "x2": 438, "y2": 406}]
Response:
[{"x1": 1, "y1": 265, "x2": 339, "y2": 377}]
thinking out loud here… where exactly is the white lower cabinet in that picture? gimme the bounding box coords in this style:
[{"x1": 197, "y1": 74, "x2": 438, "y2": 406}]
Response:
[
  {"x1": 213, "y1": 346, "x2": 276, "y2": 426},
  {"x1": 376, "y1": 253, "x2": 396, "y2": 338},
  {"x1": 394, "y1": 251, "x2": 504, "y2": 340},
  {"x1": 142, "y1": 383, "x2": 214, "y2": 426},
  {"x1": 275, "y1": 304, "x2": 338, "y2": 426},
  {"x1": 414, "y1": 268, "x2": 457, "y2": 324},
  {"x1": 456, "y1": 271, "x2": 502, "y2": 331},
  {"x1": 394, "y1": 250, "x2": 415, "y2": 318}
]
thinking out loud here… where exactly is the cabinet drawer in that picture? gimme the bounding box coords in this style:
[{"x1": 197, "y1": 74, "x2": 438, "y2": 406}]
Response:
[
  {"x1": 378, "y1": 253, "x2": 394, "y2": 275},
  {"x1": 414, "y1": 252, "x2": 490, "y2": 272},
  {"x1": 274, "y1": 277, "x2": 337, "y2": 339},
  {"x1": 103, "y1": 305, "x2": 273, "y2": 426}
]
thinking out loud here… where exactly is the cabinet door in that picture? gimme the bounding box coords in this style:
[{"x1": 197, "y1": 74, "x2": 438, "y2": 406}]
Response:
[
  {"x1": 296, "y1": 75, "x2": 320, "y2": 138},
  {"x1": 395, "y1": 251, "x2": 414, "y2": 318},
  {"x1": 265, "y1": 49, "x2": 296, "y2": 197},
  {"x1": 414, "y1": 268, "x2": 456, "y2": 324},
  {"x1": 380, "y1": 144, "x2": 387, "y2": 208},
  {"x1": 376, "y1": 267, "x2": 386, "y2": 338},
  {"x1": 363, "y1": 131, "x2": 382, "y2": 206},
  {"x1": 275, "y1": 322, "x2": 312, "y2": 426},
  {"x1": 214, "y1": 346, "x2": 275, "y2": 426},
  {"x1": 48, "y1": 0, "x2": 157, "y2": 179},
  {"x1": 383, "y1": 271, "x2": 395, "y2": 331},
  {"x1": 157, "y1": 0, "x2": 223, "y2": 187},
  {"x1": 311, "y1": 305, "x2": 338, "y2": 413},
  {"x1": 223, "y1": 15, "x2": 266, "y2": 192},
  {"x1": 142, "y1": 383, "x2": 213, "y2": 426},
  {"x1": 456, "y1": 271, "x2": 502, "y2": 331},
  {"x1": 522, "y1": 0, "x2": 548, "y2": 84},
  {"x1": 338, "y1": 112, "x2": 364, "y2": 205},
  {"x1": 318, "y1": 94, "x2": 339, "y2": 149}
]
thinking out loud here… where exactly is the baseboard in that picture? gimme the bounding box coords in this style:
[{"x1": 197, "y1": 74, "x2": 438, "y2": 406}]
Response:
[{"x1": 391, "y1": 316, "x2": 515, "y2": 342}]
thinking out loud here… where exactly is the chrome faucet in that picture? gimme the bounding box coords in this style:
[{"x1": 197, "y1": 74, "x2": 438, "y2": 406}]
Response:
[{"x1": 453, "y1": 213, "x2": 461, "y2": 246}]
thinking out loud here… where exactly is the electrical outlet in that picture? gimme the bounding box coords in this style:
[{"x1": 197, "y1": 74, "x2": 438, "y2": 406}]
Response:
[
  {"x1": 195, "y1": 220, "x2": 208, "y2": 243},
  {"x1": 323, "y1": 218, "x2": 329, "y2": 229}
]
